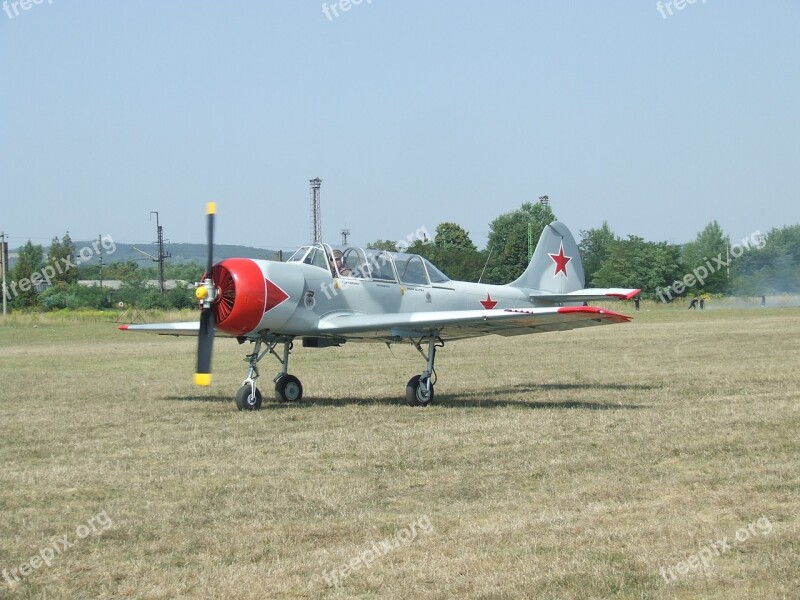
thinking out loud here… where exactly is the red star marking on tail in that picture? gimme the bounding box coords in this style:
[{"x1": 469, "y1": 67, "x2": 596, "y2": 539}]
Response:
[
  {"x1": 549, "y1": 243, "x2": 571, "y2": 277},
  {"x1": 480, "y1": 293, "x2": 498, "y2": 309}
]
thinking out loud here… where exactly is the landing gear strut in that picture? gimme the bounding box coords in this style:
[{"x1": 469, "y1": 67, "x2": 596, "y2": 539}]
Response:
[
  {"x1": 233, "y1": 335, "x2": 303, "y2": 410},
  {"x1": 406, "y1": 335, "x2": 443, "y2": 407}
]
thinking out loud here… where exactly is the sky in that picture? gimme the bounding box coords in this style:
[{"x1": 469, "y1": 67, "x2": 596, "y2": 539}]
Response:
[{"x1": 1, "y1": 1, "x2": 798, "y2": 254}]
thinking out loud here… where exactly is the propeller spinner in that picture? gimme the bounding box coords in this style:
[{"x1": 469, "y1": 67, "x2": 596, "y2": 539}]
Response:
[{"x1": 194, "y1": 202, "x2": 217, "y2": 386}]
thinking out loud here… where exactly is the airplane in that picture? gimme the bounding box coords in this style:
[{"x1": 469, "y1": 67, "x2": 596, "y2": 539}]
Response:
[{"x1": 120, "y1": 204, "x2": 640, "y2": 410}]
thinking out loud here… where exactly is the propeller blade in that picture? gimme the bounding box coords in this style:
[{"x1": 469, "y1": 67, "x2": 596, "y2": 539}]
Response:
[
  {"x1": 195, "y1": 201, "x2": 216, "y2": 386},
  {"x1": 206, "y1": 201, "x2": 216, "y2": 275},
  {"x1": 195, "y1": 307, "x2": 215, "y2": 386}
]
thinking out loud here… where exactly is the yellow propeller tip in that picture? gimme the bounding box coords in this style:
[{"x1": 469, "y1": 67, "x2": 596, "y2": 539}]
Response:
[
  {"x1": 206, "y1": 202, "x2": 217, "y2": 215},
  {"x1": 194, "y1": 373, "x2": 212, "y2": 386}
]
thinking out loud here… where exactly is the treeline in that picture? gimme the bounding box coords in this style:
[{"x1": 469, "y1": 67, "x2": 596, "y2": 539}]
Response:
[
  {"x1": 370, "y1": 203, "x2": 800, "y2": 300},
  {"x1": 4, "y1": 205, "x2": 798, "y2": 312},
  {"x1": 5, "y1": 235, "x2": 201, "y2": 311}
]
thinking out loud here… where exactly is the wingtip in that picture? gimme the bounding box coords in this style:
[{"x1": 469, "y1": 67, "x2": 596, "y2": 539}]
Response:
[
  {"x1": 118, "y1": 324, "x2": 129, "y2": 331},
  {"x1": 606, "y1": 289, "x2": 641, "y2": 301},
  {"x1": 558, "y1": 305, "x2": 633, "y2": 323}
]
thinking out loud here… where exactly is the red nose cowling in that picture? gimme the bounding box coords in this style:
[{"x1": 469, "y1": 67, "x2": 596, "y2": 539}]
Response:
[{"x1": 211, "y1": 258, "x2": 267, "y2": 336}]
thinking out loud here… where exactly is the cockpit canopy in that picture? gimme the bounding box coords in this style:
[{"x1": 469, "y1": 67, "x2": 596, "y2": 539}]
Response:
[{"x1": 286, "y1": 243, "x2": 450, "y2": 285}]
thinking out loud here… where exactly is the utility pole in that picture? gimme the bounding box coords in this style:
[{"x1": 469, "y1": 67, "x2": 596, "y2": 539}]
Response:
[
  {"x1": 150, "y1": 212, "x2": 170, "y2": 294},
  {"x1": 97, "y1": 234, "x2": 104, "y2": 291},
  {"x1": 1, "y1": 231, "x2": 7, "y2": 316},
  {"x1": 341, "y1": 228, "x2": 350, "y2": 247}
]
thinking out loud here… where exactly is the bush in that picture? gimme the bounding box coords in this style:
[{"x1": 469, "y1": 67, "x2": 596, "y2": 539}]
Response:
[{"x1": 39, "y1": 284, "x2": 107, "y2": 310}]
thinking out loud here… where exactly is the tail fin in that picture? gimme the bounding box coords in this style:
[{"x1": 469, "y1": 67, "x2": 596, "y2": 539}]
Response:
[{"x1": 509, "y1": 221, "x2": 586, "y2": 293}]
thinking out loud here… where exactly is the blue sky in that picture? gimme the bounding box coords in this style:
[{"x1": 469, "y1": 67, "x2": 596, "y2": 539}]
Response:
[{"x1": 1, "y1": 1, "x2": 798, "y2": 252}]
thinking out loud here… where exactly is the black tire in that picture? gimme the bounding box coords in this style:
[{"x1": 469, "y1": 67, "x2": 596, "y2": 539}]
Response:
[
  {"x1": 406, "y1": 375, "x2": 433, "y2": 407},
  {"x1": 235, "y1": 384, "x2": 262, "y2": 411},
  {"x1": 275, "y1": 374, "x2": 303, "y2": 402}
]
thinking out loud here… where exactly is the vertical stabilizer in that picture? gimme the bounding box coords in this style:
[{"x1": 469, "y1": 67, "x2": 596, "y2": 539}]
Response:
[{"x1": 509, "y1": 221, "x2": 585, "y2": 293}]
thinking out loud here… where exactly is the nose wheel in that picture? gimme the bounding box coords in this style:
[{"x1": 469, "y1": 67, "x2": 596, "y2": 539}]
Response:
[
  {"x1": 235, "y1": 383, "x2": 262, "y2": 411},
  {"x1": 234, "y1": 335, "x2": 303, "y2": 410}
]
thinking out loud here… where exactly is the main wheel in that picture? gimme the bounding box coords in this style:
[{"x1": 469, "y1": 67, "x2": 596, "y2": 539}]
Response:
[
  {"x1": 406, "y1": 375, "x2": 434, "y2": 407},
  {"x1": 235, "y1": 384, "x2": 262, "y2": 411},
  {"x1": 275, "y1": 374, "x2": 303, "y2": 402}
]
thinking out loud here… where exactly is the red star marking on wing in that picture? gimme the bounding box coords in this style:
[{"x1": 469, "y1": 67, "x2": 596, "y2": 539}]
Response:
[
  {"x1": 480, "y1": 293, "x2": 498, "y2": 309},
  {"x1": 264, "y1": 278, "x2": 289, "y2": 313},
  {"x1": 549, "y1": 243, "x2": 571, "y2": 277}
]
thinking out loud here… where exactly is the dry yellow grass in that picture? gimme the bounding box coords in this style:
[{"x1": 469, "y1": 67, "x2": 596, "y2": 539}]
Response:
[{"x1": 0, "y1": 305, "x2": 798, "y2": 599}]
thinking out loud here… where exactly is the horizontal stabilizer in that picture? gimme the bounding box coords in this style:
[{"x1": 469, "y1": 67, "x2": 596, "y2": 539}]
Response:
[{"x1": 531, "y1": 288, "x2": 640, "y2": 304}]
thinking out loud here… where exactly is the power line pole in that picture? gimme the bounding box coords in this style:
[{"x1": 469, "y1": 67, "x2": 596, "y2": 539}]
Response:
[
  {"x1": 1, "y1": 231, "x2": 7, "y2": 316},
  {"x1": 97, "y1": 234, "x2": 104, "y2": 291},
  {"x1": 150, "y1": 212, "x2": 170, "y2": 294}
]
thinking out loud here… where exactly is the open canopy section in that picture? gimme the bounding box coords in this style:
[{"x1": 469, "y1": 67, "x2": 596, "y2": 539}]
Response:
[{"x1": 286, "y1": 243, "x2": 451, "y2": 285}]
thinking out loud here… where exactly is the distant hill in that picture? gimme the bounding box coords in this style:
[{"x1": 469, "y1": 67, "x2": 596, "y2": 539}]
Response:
[
  {"x1": 6, "y1": 242, "x2": 289, "y2": 268},
  {"x1": 104, "y1": 242, "x2": 285, "y2": 264}
]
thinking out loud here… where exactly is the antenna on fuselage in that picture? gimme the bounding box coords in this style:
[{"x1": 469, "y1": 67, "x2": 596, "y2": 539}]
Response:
[{"x1": 478, "y1": 246, "x2": 494, "y2": 283}]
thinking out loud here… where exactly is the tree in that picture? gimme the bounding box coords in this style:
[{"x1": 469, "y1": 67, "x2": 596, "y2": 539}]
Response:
[
  {"x1": 434, "y1": 222, "x2": 477, "y2": 251},
  {"x1": 10, "y1": 241, "x2": 45, "y2": 308},
  {"x1": 731, "y1": 224, "x2": 800, "y2": 295},
  {"x1": 116, "y1": 265, "x2": 148, "y2": 307},
  {"x1": 579, "y1": 222, "x2": 615, "y2": 287},
  {"x1": 681, "y1": 221, "x2": 730, "y2": 294},
  {"x1": 47, "y1": 232, "x2": 78, "y2": 285},
  {"x1": 593, "y1": 236, "x2": 681, "y2": 299},
  {"x1": 366, "y1": 239, "x2": 399, "y2": 252},
  {"x1": 406, "y1": 239, "x2": 487, "y2": 282},
  {"x1": 484, "y1": 201, "x2": 556, "y2": 283}
]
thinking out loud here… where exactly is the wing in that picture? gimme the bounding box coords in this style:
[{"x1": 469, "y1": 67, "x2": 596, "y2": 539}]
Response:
[
  {"x1": 316, "y1": 306, "x2": 631, "y2": 342},
  {"x1": 120, "y1": 306, "x2": 632, "y2": 342},
  {"x1": 118, "y1": 322, "x2": 235, "y2": 337},
  {"x1": 531, "y1": 288, "x2": 640, "y2": 304}
]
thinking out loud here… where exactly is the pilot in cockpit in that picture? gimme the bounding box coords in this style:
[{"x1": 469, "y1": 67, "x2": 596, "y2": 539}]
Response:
[{"x1": 329, "y1": 250, "x2": 352, "y2": 277}]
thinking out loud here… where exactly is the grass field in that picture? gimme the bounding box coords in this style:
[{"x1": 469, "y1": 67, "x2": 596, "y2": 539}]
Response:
[{"x1": 0, "y1": 305, "x2": 798, "y2": 599}]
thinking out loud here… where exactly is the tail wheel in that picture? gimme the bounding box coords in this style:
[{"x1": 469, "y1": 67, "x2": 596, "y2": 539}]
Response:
[
  {"x1": 235, "y1": 384, "x2": 262, "y2": 411},
  {"x1": 406, "y1": 375, "x2": 433, "y2": 407}
]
